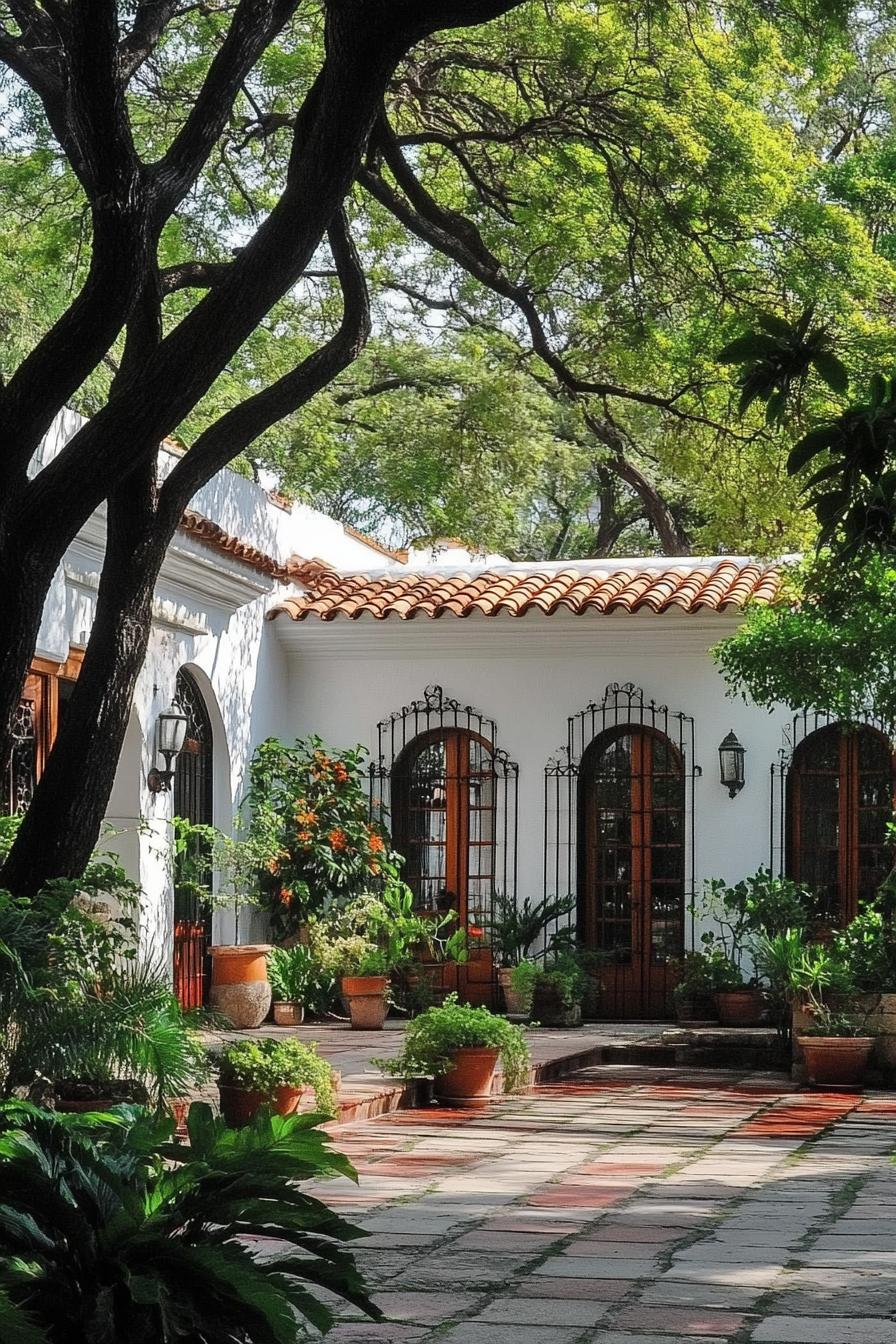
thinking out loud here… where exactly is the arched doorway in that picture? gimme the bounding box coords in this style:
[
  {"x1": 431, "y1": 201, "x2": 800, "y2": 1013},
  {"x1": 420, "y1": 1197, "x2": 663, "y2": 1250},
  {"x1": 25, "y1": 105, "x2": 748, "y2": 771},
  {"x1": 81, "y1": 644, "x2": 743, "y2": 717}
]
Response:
[
  {"x1": 579, "y1": 724, "x2": 685, "y2": 1019},
  {"x1": 787, "y1": 723, "x2": 894, "y2": 924},
  {"x1": 375, "y1": 686, "x2": 518, "y2": 1006},
  {"x1": 172, "y1": 668, "x2": 214, "y2": 1009}
]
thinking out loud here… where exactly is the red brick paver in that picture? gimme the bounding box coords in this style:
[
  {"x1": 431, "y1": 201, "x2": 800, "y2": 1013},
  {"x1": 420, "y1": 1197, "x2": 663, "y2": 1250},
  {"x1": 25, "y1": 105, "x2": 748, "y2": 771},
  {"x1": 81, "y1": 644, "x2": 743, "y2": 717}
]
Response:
[{"x1": 299, "y1": 1063, "x2": 896, "y2": 1342}]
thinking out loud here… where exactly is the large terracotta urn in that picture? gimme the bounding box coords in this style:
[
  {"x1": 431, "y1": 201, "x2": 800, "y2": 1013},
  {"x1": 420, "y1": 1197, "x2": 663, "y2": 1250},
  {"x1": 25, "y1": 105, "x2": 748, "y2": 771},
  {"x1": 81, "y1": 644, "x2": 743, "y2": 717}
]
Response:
[{"x1": 209, "y1": 944, "x2": 272, "y2": 1029}]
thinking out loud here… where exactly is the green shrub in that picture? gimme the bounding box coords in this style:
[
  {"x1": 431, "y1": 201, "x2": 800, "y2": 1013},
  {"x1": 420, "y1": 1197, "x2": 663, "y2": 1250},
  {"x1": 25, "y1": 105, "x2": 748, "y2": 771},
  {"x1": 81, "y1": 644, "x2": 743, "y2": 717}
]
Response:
[
  {"x1": 219, "y1": 1038, "x2": 336, "y2": 1116},
  {"x1": 0, "y1": 1099, "x2": 377, "y2": 1342},
  {"x1": 267, "y1": 944, "x2": 317, "y2": 1002},
  {"x1": 375, "y1": 993, "x2": 530, "y2": 1091}
]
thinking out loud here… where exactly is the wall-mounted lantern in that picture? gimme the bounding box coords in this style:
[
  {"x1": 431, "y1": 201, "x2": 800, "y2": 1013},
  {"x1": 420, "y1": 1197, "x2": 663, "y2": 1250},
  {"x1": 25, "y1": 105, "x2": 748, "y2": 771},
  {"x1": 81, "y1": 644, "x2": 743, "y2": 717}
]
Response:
[
  {"x1": 718, "y1": 730, "x2": 746, "y2": 798},
  {"x1": 147, "y1": 700, "x2": 189, "y2": 793}
]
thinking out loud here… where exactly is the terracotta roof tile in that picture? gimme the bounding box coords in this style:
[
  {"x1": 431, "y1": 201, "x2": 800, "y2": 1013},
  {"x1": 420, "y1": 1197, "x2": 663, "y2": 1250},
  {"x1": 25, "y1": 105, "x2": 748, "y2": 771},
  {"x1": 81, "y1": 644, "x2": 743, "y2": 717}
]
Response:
[{"x1": 267, "y1": 559, "x2": 782, "y2": 623}]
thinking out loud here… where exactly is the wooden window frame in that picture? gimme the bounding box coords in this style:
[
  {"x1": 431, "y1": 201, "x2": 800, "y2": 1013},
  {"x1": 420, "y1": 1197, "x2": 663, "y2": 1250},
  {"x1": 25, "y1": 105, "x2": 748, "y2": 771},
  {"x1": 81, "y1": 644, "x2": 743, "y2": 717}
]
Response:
[{"x1": 787, "y1": 724, "x2": 895, "y2": 924}]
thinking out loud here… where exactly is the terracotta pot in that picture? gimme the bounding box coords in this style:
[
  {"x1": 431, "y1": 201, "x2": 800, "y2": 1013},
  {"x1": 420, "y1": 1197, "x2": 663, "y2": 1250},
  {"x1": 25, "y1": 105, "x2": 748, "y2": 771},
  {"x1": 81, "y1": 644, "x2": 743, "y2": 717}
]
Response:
[
  {"x1": 209, "y1": 944, "x2": 272, "y2": 1029},
  {"x1": 434, "y1": 1046, "x2": 500, "y2": 1109},
  {"x1": 674, "y1": 994, "x2": 717, "y2": 1025},
  {"x1": 218, "y1": 1082, "x2": 307, "y2": 1127},
  {"x1": 498, "y1": 967, "x2": 531, "y2": 1019},
  {"x1": 715, "y1": 987, "x2": 765, "y2": 1027},
  {"x1": 341, "y1": 974, "x2": 389, "y2": 1030},
  {"x1": 272, "y1": 1000, "x2": 304, "y2": 1027},
  {"x1": 797, "y1": 1035, "x2": 873, "y2": 1088},
  {"x1": 844, "y1": 993, "x2": 896, "y2": 1070}
]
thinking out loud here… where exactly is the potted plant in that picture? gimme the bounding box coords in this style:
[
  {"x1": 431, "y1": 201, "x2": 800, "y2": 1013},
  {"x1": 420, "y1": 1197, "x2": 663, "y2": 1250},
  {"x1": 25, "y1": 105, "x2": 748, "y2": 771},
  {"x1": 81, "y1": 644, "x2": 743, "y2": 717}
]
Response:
[
  {"x1": 798, "y1": 1007, "x2": 875, "y2": 1087},
  {"x1": 217, "y1": 1037, "x2": 337, "y2": 1126},
  {"x1": 172, "y1": 816, "x2": 272, "y2": 1029},
  {"x1": 375, "y1": 993, "x2": 530, "y2": 1109},
  {"x1": 505, "y1": 960, "x2": 538, "y2": 1020},
  {"x1": 268, "y1": 944, "x2": 316, "y2": 1025},
  {"x1": 486, "y1": 892, "x2": 576, "y2": 1013},
  {"x1": 832, "y1": 888, "x2": 896, "y2": 1070},
  {"x1": 672, "y1": 950, "x2": 726, "y2": 1023},
  {"x1": 531, "y1": 950, "x2": 587, "y2": 1027},
  {"x1": 243, "y1": 736, "x2": 405, "y2": 942}
]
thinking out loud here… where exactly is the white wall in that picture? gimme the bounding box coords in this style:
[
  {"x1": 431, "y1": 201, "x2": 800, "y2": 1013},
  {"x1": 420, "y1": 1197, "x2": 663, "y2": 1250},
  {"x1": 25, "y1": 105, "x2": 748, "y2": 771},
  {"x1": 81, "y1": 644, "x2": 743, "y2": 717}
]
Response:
[{"x1": 273, "y1": 613, "x2": 790, "y2": 949}]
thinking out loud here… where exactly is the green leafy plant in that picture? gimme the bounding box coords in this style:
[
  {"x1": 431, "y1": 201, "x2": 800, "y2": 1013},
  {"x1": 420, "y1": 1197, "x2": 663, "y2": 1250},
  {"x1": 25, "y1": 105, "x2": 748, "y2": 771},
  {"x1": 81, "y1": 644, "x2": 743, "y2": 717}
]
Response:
[
  {"x1": 673, "y1": 948, "x2": 744, "y2": 1001},
  {"x1": 831, "y1": 892, "x2": 896, "y2": 993},
  {"x1": 509, "y1": 960, "x2": 539, "y2": 1001},
  {"x1": 754, "y1": 929, "x2": 856, "y2": 1033},
  {"x1": 0, "y1": 1099, "x2": 377, "y2": 1342},
  {"x1": 374, "y1": 993, "x2": 530, "y2": 1092},
  {"x1": 267, "y1": 944, "x2": 317, "y2": 1003},
  {"x1": 171, "y1": 815, "x2": 270, "y2": 945},
  {"x1": 244, "y1": 737, "x2": 403, "y2": 939},
  {"x1": 0, "y1": 852, "x2": 207, "y2": 1106},
  {"x1": 219, "y1": 1038, "x2": 336, "y2": 1116},
  {"x1": 486, "y1": 892, "x2": 576, "y2": 967}
]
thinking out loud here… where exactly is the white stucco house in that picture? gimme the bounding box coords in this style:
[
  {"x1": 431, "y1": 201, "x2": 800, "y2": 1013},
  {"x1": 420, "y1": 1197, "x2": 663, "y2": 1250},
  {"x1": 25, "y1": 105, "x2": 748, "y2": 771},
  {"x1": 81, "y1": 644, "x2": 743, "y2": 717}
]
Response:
[{"x1": 9, "y1": 412, "x2": 890, "y2": 1020}]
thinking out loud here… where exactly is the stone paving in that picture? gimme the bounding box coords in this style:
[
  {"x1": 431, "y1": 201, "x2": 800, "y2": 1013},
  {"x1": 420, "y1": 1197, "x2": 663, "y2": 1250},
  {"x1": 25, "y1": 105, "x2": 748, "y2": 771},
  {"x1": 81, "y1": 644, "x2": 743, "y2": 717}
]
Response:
[{"x1": 300, "y1": 1064, "x2": 896, "y2": 1343}]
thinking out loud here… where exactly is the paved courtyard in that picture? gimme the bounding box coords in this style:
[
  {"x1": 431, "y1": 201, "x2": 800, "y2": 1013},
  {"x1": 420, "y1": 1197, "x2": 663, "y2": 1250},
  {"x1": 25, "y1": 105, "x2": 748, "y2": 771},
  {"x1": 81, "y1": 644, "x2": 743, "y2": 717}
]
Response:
[{"x1": 303, "y1": 1064, "x2": 896, "y2": 1343}]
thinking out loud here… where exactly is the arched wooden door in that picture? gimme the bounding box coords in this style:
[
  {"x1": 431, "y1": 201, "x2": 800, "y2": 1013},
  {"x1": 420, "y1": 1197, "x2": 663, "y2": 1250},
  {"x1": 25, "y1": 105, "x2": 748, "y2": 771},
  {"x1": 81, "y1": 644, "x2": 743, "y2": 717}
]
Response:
[
  {"x1": 393, "y1": 728, "x2": 497, "y2": 1004},
  {"x1": 579, "y1": 725, "x2": 685, "y2": 1019},
  {"x1": 172, "y1": 669, "x2": 214, "y2": 1009},
  {"x1": 787, "y1": 724, "x2": 894, "y2": 924}
]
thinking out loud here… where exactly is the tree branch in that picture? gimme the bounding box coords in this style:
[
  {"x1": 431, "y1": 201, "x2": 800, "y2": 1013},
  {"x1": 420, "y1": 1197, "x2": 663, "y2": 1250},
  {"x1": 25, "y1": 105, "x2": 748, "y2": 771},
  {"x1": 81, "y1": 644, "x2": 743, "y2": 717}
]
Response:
[
  {"x1": 159, "y1": 259, "x2": 234, "y2": 293},
  {"x1": 151, "y1": 0, "x2": 300, "y2": 215},
  {"x1": 158, "y1": 208, "x2": 370, "y2": 519},
  {"x1": 118, "y1": 0, "x2": 181, "y2": 80}
]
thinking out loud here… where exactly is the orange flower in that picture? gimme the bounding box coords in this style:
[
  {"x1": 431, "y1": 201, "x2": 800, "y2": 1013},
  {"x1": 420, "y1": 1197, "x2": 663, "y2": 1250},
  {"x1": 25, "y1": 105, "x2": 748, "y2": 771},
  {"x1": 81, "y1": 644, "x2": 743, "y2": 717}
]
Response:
[
  {"x1": 296, "y1": 829, "x2": 313, "y2": 844},
  {"x1": 328, "y1": 828, "x2": 348, "y2": 851},
  {"x1": 295, "y1": 807, "x2": 318, "y2": 826},
  {"x1": 368, "y1": 832, "x2": 385, "y2": 854},
  {"x1": 279, "y1": 888, "x2": 294, "y2": 905},
  {"x1": 333, "y1": 762, "x2": 349, "y2": 784},
  {"x1": 369, "y1": 860, "x2": 381, "y2": 876}
]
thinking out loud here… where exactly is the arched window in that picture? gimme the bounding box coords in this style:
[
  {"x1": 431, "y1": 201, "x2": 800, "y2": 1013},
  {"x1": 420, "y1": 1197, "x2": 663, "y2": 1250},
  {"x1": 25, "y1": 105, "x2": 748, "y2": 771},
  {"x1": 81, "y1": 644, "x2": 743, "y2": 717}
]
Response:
[
  {"x1": 374, "y1": 686, "x2": 518, "y2": 1006},
  {"x1": 172, "y1": 668, "x2": 214, "y2": 1009},
  {"x1": 393, "y1": 728, "x2": 496, "y2": 930},
  {"x1": 787, "y1": 724, "x2": 894, "y2": 923},
  {"x1": 578, "y1": 724, "x2": 685, "y2": 1019}
]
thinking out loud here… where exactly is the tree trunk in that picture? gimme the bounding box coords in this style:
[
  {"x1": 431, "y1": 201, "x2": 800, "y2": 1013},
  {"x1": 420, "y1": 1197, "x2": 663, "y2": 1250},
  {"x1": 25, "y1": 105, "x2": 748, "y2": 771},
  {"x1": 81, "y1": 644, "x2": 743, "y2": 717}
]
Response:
[
  {"x1": 0, "y1": 546, "x2": 61, "y2": 789},
  {"x1": 0, "y1": 475, "x2": 165, "y2": 899}
]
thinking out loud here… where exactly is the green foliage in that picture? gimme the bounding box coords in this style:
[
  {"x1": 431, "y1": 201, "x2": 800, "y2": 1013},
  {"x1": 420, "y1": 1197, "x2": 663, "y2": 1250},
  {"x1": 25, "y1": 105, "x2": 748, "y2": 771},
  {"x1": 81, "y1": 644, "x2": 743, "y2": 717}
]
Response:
[
  {"x1": 375, "y1": 993, "x2": 531, "y2": 1092},
  {"x1": 267, "y1": 944, "x2": 317, "y2": 1003},
  {"x1": 532, "y1": 948, "x2": 589, "y2": 1013},
  {"x1": 508, "y1": 960, "x2": 539, "y2": 1001},
  {"x1": 673, "y1": 948, "x2": 744, "y2": 1000},
  {"x1": 831, "y1": 887, "x2": 896, "y2": 993},
  {"x1": 171, "y1": 816, "x2": 268, "y2": 938},
  {"x1": 244, "y1": 738, "x2": 402, "y2": 939},
  {"x1": 0, "y1": 1100, "x2": 377, "y2": 1342},
  {"x1": 307, "y1": 884, "x2": 466, "y2": 988},
  {"x1": 219, "y1": 1039, "x2": 336, "y2": 1117},
  {"x1": 715, "y1": 552, "x2": 896, "y2": 736},
  {"x1": 0, "y1": 839, "x2": 207, "y2": 1104},
  {"x1": 717, "y1": 307, "x2": 848, "y2": 423},
  {"x1": 486, "y1": 892, "x2": 577, "y2": 967}
]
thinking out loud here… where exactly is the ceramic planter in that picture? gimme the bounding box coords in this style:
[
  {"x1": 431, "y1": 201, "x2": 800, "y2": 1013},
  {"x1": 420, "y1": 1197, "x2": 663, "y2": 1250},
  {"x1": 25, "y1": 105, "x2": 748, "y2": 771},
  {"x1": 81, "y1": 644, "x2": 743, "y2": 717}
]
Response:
[
  {"x1": 341, "y1": 974, "x2": 389, "y2": 1030},
  {"x1": 715, "y1": 987, "x2": 765, "y2": 1027},
  {"x1": 218, "y1": 1082, "x2": 307, "y2": 1127},
  {"x1": 674, "y1": 994, "x2": 717, "y2": 1025},
  {"x1": 209, "y1": 944, "x2": 272, "y2": 1029},
  {"x1": 531, "y1": 981, "x2": 581, "y2": 1027},
  {"x1": 498, "y1": 967, "x2": 531, "y2": 1020},
  {"x1": 797, "y1": 1035, "x2": 873, "y2": 1088},
  {"x1": 272, "y1": 1000, "x2": 304, "y2": 1027},
  {"x1": 434, "y1": 1046, "x2": 500, "y2": 1109}
]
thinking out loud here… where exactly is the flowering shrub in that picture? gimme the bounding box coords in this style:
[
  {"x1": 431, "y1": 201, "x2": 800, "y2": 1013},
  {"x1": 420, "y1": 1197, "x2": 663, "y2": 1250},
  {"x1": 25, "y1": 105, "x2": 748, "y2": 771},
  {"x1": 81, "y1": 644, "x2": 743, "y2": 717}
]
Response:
[{"x1": 245, "y1": 736, "x2": 402, "y2": 938}]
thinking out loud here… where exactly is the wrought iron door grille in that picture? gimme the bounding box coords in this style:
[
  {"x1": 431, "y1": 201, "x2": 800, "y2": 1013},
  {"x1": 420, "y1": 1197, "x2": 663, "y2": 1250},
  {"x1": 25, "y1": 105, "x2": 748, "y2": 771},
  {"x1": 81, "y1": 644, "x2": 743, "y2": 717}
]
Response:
[
  {"x1": 172, "y1": 669, "x2": 214, "y2": 1009},
  {"x1": 3, "y1": 697, "x2": 37, "y2": 815},
  {"x1": 771, "y1": 712, "x2": 894, "y2": 924},
  {"x1": 369, "y1": 686, "x2": 518, "y2": 1006},
  {"x1": 544, "y1": 683, "x2": 699, "y2": 1020}
]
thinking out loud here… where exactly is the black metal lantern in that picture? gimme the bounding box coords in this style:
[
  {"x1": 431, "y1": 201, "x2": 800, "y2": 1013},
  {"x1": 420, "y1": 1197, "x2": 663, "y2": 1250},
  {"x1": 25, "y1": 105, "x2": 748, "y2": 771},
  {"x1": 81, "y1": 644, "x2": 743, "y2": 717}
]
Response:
[
  {"x1": 148, "y1": 700, "x2": 189, "y2": 793},
  {"x1": 718, "y1": 730, "x2": 746, "y2": 798}
]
